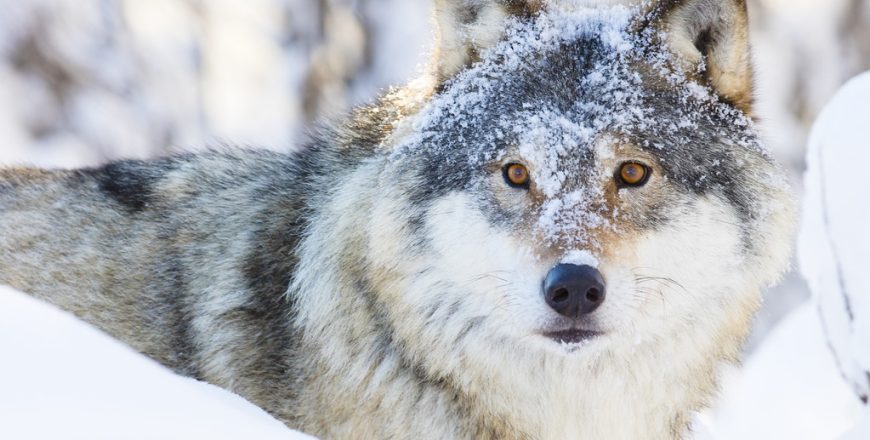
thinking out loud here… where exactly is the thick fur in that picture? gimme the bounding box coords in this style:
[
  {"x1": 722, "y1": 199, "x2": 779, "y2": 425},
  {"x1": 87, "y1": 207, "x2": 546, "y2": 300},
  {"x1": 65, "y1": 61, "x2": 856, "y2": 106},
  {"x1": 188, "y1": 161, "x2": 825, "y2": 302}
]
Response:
[{"x1": 0, "y1": 1, "x2": 794, "y2": 439}]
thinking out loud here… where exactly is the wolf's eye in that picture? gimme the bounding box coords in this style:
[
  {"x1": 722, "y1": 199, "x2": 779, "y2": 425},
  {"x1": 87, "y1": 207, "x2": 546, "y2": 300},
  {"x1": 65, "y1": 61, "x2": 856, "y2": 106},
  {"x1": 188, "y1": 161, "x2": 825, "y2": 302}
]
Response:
[
  {"x1": 503, "y1": 163, "x2": 531, "y2": 188},
  {"x1": 617, "y1": 162, "x2": 651, "y2": 187}
]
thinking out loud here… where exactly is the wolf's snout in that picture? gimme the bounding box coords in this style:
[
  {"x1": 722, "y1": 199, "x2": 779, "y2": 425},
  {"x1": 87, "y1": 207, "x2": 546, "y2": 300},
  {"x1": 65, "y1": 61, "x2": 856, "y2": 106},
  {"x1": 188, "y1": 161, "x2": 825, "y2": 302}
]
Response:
[{"x1": 543, "y1": 264, "x2": 606, "y2": 318}]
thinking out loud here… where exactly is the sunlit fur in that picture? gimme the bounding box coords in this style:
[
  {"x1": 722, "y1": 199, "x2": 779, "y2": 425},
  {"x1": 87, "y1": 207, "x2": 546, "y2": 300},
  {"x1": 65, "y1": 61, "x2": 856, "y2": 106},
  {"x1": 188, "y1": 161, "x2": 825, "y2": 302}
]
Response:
[{"x1": 0, "y1": 1, "x2": 793, "y2": 439}]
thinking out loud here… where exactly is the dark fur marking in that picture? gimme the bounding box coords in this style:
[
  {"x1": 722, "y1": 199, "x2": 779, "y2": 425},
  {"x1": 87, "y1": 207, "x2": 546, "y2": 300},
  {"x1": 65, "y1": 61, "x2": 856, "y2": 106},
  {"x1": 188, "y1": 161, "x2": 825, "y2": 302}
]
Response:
[
  {"x1": 159, "y1": 255, "x2": 200, "y2": 378},
  {"x1": 501, "y1": 0, "x2": 540, "y2": 18},
  {"x1": 234, "y1": 159, "x2": 312, "y2": 407},
  {"x1": 92, "y1": 160, "x2": 162, "y2": 213},
  {"x1": 459, "y1": 3, "x2": 482, "y2": 24}
]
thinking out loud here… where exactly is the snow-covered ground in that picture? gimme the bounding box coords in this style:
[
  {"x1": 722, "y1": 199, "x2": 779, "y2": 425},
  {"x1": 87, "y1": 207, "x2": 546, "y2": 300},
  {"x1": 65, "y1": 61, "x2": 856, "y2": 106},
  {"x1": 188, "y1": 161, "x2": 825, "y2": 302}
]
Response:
[{"x1": 0, "y1": 286, "x2": 314, "y2": 440}]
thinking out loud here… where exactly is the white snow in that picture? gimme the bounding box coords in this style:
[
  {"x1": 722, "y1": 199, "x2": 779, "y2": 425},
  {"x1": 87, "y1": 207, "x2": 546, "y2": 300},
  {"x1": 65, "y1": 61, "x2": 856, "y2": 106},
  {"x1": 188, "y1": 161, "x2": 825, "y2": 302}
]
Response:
[
  {"x1": 841, "y1": 412, "x2": 870, "y2": 440},
  {"x1": 561, "y1": 249, "x2": 599, "y2": 267},
  {"x1": 0, "y1": 285, "x2": 315, "y2": 440},
  {"x1": 709, "y1": 303, "x2": 863, "y2": 440}
]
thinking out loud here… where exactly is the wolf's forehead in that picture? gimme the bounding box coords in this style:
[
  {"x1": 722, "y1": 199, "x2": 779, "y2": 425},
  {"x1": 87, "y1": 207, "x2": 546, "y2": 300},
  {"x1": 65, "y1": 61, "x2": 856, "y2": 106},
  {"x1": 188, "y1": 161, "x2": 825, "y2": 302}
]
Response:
[{"x1": 406, "y1": 8, "x2": 644, "y2": 156}]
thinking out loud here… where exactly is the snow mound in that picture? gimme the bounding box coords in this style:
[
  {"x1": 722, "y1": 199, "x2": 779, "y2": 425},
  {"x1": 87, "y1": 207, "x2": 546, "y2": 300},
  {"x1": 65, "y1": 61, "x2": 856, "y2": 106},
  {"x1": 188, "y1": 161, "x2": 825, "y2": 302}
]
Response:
[
  {"x1": 799, "y1": 71, "x2": 870, "y2": 405},
  {"x1": 0, "y1": 285, "x2": 315, "y2": 440}
]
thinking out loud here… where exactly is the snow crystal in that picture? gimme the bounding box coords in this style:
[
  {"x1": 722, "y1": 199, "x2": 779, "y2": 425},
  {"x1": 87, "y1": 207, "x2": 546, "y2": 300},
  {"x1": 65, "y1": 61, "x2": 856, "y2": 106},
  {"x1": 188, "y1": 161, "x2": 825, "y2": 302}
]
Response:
[{"x1": 561, "y1": 249, "x2": 600, "y2": 267}]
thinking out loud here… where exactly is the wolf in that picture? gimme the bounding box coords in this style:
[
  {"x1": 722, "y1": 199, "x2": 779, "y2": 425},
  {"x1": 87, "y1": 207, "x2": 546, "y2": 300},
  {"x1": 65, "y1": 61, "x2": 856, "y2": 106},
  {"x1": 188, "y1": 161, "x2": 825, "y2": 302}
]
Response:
[{"x1": 0, "y1": 0, "x2": 794, "y2": 438}]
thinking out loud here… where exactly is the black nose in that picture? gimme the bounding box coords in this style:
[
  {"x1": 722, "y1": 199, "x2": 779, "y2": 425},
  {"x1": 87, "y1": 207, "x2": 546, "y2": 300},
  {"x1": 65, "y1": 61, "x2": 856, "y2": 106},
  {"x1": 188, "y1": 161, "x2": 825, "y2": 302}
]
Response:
[{"x1": 543, "y1": 264, "x2": 606, "y2": 318}]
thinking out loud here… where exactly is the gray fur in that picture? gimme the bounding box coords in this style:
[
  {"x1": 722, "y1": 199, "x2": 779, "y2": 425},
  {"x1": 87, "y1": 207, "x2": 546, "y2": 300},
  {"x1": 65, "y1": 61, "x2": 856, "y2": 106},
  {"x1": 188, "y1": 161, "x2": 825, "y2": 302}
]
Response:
[{"x1": 0, "y1": 1, "x2": 794, "y2": 439}]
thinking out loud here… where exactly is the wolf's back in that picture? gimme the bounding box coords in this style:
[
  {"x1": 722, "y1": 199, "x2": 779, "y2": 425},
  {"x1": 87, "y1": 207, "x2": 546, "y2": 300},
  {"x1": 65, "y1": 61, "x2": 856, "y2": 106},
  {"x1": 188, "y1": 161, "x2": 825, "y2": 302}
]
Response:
[
  {"x1": 0, "y1": 165, "x2": 158, "y2": 338},
  {"x1": 0, "y1": 151, "x2": 307, "y2": 421}
]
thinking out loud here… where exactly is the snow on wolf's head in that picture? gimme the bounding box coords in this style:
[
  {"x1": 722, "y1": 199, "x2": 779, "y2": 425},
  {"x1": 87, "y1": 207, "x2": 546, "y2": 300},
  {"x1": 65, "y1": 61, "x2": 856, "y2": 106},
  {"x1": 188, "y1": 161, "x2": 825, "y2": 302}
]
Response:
[{"x1": 353, "y1": 0, "x2": 793, "y2": 430}]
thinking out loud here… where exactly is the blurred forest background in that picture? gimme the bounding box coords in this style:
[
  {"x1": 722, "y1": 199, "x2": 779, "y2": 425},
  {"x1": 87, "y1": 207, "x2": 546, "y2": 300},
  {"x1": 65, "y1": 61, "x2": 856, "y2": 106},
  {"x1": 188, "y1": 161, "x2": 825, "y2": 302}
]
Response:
[{"x1": 0, "y1": 0, "x2": 868, "y2": 349}]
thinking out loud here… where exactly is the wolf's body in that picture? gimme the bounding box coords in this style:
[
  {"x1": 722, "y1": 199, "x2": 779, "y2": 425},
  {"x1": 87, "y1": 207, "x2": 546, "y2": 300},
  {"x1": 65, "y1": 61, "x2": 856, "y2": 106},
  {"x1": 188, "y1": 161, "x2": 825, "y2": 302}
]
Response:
[{"x1": 0, "y1": 1, "x2": 794, "y2": 439}]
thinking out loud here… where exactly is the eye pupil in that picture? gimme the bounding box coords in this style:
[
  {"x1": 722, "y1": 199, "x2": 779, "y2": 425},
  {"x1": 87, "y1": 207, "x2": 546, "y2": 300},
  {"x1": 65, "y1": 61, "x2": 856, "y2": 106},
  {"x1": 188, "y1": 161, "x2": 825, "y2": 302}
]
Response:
[{"x1": 504, "y1": 163, "x2": 530, "y2": 188}]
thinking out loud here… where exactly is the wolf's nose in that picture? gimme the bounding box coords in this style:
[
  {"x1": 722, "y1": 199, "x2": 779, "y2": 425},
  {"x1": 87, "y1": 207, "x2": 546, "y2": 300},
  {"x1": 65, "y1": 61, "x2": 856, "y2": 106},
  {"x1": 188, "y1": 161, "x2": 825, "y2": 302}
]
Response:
[{"x1": 543, "y1": 264, "x2": 606, "y2": 318}]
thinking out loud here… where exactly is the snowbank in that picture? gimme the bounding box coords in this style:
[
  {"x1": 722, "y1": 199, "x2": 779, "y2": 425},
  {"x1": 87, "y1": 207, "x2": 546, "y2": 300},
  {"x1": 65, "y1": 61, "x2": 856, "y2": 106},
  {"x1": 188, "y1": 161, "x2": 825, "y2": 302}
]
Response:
[
  {"x1": 709, "y1": 304, "x2": 862, "y2": 439},
  {"x1": 0, "y1": 285, "x2": 314, "y2": 440},
  {"x1": 799, "y1": 71, "x2": 870, "y2": 436}
]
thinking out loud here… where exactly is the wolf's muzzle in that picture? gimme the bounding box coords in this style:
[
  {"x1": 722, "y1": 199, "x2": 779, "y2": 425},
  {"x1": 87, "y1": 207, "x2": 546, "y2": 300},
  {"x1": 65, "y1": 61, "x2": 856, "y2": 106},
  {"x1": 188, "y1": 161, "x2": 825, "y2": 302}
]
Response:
[{"x1": 543, "y1": 264, "x2": 606, "y2": 318}]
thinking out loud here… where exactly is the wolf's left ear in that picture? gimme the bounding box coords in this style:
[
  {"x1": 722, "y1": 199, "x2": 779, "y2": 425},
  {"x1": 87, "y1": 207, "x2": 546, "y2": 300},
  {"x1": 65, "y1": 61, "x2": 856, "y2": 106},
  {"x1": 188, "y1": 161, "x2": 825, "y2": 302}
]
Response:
[
  {"x1": 646, "y1": 0, "x2": 753, "y2": 113},
  {"x1": 432, "y1": 0, "x2": 542, "y2": 84}
]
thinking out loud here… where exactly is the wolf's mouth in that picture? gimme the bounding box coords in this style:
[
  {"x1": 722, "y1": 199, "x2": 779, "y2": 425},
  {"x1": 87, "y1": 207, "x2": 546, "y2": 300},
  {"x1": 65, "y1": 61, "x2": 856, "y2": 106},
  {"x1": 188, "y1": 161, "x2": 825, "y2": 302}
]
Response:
[{"x1": 543, "y1": 328, "x2": 602, "y2": 345}]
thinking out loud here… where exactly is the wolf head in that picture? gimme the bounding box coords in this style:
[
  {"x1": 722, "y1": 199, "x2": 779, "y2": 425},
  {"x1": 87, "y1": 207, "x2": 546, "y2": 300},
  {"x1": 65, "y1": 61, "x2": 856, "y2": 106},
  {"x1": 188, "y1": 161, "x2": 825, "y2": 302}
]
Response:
[{"x1": 296, "y1": 0, "x2": 794, "y2": 435}]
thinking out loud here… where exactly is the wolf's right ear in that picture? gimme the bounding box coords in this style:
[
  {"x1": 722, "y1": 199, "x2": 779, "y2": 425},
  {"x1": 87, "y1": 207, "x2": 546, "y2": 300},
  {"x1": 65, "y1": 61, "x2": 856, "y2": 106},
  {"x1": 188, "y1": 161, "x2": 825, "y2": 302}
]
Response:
[
  {"x1": 432, "y1": 0, "x2": 542, "y2": 84},
  {"x1": 641, "y1": 0, "x2": 754, "y2": 113}
]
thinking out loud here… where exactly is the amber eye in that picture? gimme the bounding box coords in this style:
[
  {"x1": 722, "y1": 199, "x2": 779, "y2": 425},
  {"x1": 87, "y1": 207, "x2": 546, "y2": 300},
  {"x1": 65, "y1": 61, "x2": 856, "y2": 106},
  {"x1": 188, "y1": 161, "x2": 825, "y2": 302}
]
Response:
[
  {"x1": 503, "y1": 163, "x2": 531, "y2": 188},
  {"x1": 617, "y1": 162, "x2": 651, "y2": 187}
]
